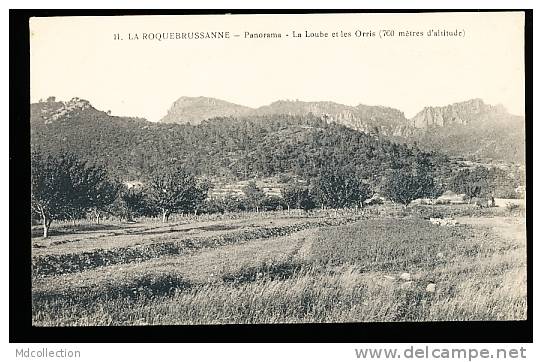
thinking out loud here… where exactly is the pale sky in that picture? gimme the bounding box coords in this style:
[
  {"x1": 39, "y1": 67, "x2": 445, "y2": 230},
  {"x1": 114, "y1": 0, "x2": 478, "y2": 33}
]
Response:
[{"x1": 30, "y1": 12, "x2": 525, "y2": 121}]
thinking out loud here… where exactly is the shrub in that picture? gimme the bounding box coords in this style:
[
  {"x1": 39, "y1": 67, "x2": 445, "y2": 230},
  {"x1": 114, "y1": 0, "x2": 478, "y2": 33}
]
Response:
[{"x1": 260, "y1": 195, "x2": 286, "y2": 211}]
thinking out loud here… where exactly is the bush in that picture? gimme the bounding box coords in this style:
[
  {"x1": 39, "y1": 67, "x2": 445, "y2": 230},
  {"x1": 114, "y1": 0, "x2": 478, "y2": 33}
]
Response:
[
  {"x1": 364, "y1": 197, "x2": 383, "y2": 206},
  {"x1": 260, "y1": 195, "x2": 286, "y2": 211},
  {"x1": 223, "y1": 196, "x2": 248, "y2": 213},
  {"x1": 201, "y1": 198, "x2": 226, "y2": 214}
]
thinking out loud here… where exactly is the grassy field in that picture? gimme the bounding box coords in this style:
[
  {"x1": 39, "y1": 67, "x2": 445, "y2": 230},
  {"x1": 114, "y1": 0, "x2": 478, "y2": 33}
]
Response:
[{"x1": 32, "y1": 206, "x2": 527, "y2": 325}]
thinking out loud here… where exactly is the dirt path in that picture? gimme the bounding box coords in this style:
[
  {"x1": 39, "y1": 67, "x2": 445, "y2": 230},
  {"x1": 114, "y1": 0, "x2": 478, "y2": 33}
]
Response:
[{"x1": 456, "y1": 216, "x2": 526, "y2": 244}]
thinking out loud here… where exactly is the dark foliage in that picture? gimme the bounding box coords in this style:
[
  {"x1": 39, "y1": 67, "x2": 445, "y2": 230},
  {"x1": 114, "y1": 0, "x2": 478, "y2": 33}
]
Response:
[
  {"x1": 144, "y1": 163, "x2": 210, "y2": 222},
  {"x1": 312, "y1": 166, "x2": 371, "y2": 209},
  {"x1": 30, "y1": 103, "x2": 449, "y2": 187},
  {"x1": 282, "y1": 184, "x2": 316, "y2": 211},
  {"x1": 450, "y1": 166, "x2": 518, "y2": 199},
  {"x1": 31, "y1": 149, "x2": 119, "y2": 237},
  {"x1": 382, "y1": 169, "x2": 437, "y2": 206}
]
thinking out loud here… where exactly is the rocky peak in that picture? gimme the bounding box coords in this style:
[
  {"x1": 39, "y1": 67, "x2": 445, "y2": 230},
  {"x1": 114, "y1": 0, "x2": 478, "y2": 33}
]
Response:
[
  {"x1": 409, "y1": 98, "x2": 505, "y2": 128},
  {"x1": 160, "y1": 96, "x2": 253, "y2": 124},
  {"x1": 32, "y1": 97, "x2": 97, "y2": 124}
]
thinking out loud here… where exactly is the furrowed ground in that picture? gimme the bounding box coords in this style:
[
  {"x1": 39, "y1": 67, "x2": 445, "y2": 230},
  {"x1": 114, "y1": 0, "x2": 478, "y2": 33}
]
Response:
[{"x1": 32, "y1": 206, "x2": 527, "y2": 325}]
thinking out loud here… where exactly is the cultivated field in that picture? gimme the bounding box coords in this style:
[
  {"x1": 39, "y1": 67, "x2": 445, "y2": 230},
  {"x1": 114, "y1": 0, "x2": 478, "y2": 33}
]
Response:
[{"x1": 32, "y1": 206, "x2": 527, "y2": 326}]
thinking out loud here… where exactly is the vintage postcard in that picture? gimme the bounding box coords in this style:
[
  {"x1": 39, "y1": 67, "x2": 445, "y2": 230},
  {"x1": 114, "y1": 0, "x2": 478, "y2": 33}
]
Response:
[{"x1": 28, "y1": 12, "x2": 527, "y2": 331}]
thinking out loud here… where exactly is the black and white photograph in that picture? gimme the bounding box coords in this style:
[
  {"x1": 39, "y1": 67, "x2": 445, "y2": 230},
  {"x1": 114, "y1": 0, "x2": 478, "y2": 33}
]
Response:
[{"x1": 10, "y1": 9, "x2": 533, "y2": 346}]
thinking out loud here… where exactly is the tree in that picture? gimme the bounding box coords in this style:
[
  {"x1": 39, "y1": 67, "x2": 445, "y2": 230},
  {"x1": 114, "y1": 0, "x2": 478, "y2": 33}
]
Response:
[
  {"x1": 260, "y1": 195, "x2": 286, "y2": 211},
  {"x1": 487, "y1": 167, "x2": 517, "y2": 198},
  {"x1": 312, "y1": 166, "x2": 371, "y2": 209},
  {"x1": 31, "y1": 150, "x2": 117, "y2": 237},
  {"x1": 282, "y1": 184, "x2": 315, "y2": 212},
  {"x1": 191, "y1": 178, "x2": 212, "y2": 215},
  {"x1": 62, "y1": 157, "x2": 119, "y2": 225},
  {"x1": 85, "y1": 170, "x2": 120, "y2": 224},
  {"x1": 298, "y1": 190, "x2": 316, "y2": 211},
  {"x1": 32, "y1": 151, "x2": 69, "y2": 238},
  {"x1": 145, "y1": 163, "x2": 208, "y2": 222},
  {"x1": 382, "y1": 169, "x2": 436, "y2": 206},
  {"x1": 108, "y1": 186, "x2": 151, "y2": 221},
  {"x1": 450, "y1": 166, "x2": 491, "y2": 202},
  {"x1": 223, "y1": 195, "x2": 248, "y2": 213},
  {"x1": 201, "y1": 197, "x2": 226, "y2": 214},
  {"x1": 243, "y1": 181, "x2": 265, "y2": 212},
  {"x1": 450, "y1": 166, "x2": 517, "y2": 200}
]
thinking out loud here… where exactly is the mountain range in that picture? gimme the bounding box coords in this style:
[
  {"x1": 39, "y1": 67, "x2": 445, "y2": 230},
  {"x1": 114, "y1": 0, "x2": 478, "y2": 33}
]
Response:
[
  {"x1": 31, "y1": 96, "x2": 526, "y2": 165},
  {"x1": 160, "y1": 97, "x2": 411, "y2": 136},
  {"x1": 159, "y1": 96, "x2": 525, "y2": 163}
]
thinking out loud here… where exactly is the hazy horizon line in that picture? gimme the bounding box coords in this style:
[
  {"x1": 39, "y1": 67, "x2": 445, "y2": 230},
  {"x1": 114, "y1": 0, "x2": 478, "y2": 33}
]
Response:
[{"x1": 31, "y1": 94, "x2": 522, "y2": 122}]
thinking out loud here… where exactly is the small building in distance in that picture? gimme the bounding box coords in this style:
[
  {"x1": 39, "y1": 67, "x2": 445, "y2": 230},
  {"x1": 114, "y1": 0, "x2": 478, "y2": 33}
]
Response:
[
  {"x1": 208, "y1": 177, "x2": 284, "y2": 199},
  {"x1": 123, "y1": 180, "x2": 144, "y2": 189},
  {"x1": 410, "y1": 198, "x2": 435, "y2": 205},
  {"x1": 364, "y1": 193, "x2": 386, "y2": 206},
  {"x1": 436, "y1": 190, "x2": 468, "y2": 205}
]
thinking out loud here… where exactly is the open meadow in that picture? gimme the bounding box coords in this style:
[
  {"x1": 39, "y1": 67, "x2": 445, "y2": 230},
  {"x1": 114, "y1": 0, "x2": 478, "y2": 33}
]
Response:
[{"x1": 31, "y1": 205, "x2": 527, "y2": 326}]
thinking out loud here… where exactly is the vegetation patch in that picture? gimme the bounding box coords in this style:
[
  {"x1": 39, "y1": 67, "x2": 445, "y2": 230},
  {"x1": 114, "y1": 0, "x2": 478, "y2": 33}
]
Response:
[
  {"x1": 32, "y1": 216, "x2": 526, "y2": 325},
  {"x1": 307, "y1": 218, "x2": 514, "y2": 271},
  {"x1": 33, "y1": 272, "x2": 193, "y2": 312},
  {"x1": 32, "y1": 217, "x2": 360, "y2": 277},
  {"x1": 222, "y1": 260, "x2": 304, "y2": 285}
]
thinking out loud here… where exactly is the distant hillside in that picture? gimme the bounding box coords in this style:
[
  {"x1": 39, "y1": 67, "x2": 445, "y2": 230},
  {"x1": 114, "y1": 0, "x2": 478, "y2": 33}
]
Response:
[
  {"x1": 160, "y1": 96, "x2": 252, "y2": 124},
  {"x1": 32, "y1": 96, "x2": 525, "y2": 167},
  {"x1": 410, "y1": 98, "x2": 512, "y2": 128},
  {"x1": 157, "y1": 96, "x2": 525, "y2": 163},
  {"x1": 161, "y1": 98, "x2": 411, "y2": 137},
  {"x1": 30, "y1": 97, "x2": 147, "y2": 126},
  {"x1": 253, "y1": 100, "x2": 411, "y2": 137},
  {"x1": 31, "y1": 97, "x2": 100, "y2": 125},
  {"x1": 30, "y1": 98, "x2": 449, "y2": 185},
  {"x1": 406, "y1": 99, "x2": 525, "y2": 163}
]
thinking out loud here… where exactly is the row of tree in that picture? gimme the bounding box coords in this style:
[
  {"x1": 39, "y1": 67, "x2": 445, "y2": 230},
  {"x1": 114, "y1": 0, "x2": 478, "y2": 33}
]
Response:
[
  {"x1": 31, "y1": 151, "x2": 118, "y2": 238},
  {"x1": 33, "y1": 148, "x2": 514, "y2": 238},
  {"x1": 32, "y1": 149, "x2": 447, "y2": 238},
  {"x1": 31, "y1": 150, "x2": 210, "y2": 237}
]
